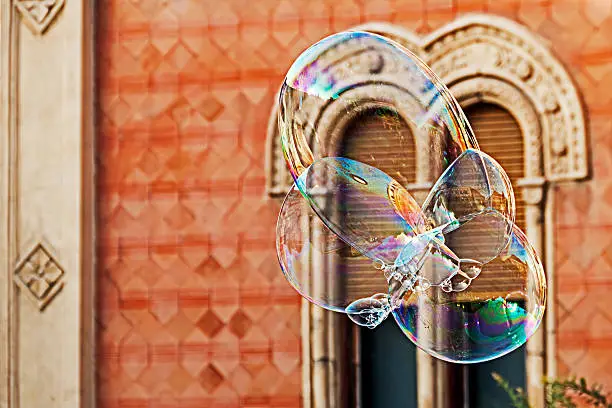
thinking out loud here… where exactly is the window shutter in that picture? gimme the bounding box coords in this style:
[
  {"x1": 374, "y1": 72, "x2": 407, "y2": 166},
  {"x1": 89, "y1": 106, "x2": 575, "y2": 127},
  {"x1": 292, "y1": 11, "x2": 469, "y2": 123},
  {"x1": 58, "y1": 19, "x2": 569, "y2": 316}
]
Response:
[
  {"x1": 455, "y1": 103, "x2": 526, "y2": 299},
  {"x1": 339, "y1": 109, "x2": 416, "y2": 301},
  {"x1": 338, "y1": 104, "x2": 525, "y2": 301},
  {"x1": 465, "y1": 103, "x2": 525, "y2": 229}
]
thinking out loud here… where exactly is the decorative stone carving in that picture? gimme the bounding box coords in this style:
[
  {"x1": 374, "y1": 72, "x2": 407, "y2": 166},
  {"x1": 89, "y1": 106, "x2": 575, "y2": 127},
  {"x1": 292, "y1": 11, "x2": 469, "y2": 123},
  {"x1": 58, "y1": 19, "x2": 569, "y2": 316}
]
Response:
[
  {"x1": 14, "y1": 242, "x2": 65, "y2": 311},
  {"x1": 14, "y1": 0, "x2": 64, "y2": 35},
  {"x1": 1, "y1": 0, "x2": 95, "y2": 405},
  {"x1": 419, "y1": 16, "x2": 587, "y2": 182},
  {"x1": 266, "y1": 15, "x2": 589, "y2": 197}
]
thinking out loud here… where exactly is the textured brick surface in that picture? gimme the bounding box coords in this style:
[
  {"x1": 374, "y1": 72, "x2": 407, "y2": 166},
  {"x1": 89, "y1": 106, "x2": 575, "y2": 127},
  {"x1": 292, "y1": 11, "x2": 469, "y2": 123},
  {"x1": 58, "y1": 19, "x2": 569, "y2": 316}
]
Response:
[{"x1": 96, "y1": 0, "x2": 612, "y2": 406}]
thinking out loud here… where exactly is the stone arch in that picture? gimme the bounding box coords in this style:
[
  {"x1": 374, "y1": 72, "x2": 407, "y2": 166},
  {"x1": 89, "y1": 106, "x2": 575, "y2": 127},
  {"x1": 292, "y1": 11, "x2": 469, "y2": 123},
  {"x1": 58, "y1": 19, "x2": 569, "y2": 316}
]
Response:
[
  {"x1": 359, "y1": 14, "x2": 588, "y2": 182},
  {"x1": 268, "y1": 15, "x2": 588, "y2": 195}
]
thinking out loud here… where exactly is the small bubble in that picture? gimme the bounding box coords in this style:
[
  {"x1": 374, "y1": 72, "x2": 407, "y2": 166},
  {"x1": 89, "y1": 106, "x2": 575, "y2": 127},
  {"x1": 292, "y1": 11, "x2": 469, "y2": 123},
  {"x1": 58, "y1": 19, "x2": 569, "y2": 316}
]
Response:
[
  {"x1": 440, "y1": 280, "x2": 453, "y2": 293},
  {"x1": 449, "y1": 273, "x2": 470, "y2": 292},
  {"x1": 459, "y1": 259, "x2": 482, "y2": 279},
  {"x1": 346, "y1": 295, "x2": 390, "y2": 329},
  {"x1": 414, "y1": 278, "x2": 431, "y2": 292}
]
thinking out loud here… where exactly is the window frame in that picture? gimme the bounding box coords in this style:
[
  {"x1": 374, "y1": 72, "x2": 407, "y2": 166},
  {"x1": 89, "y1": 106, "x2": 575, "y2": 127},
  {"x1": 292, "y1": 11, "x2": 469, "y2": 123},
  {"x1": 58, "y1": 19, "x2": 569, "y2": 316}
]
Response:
[{"x1": 266, "y1": 15, "x2": 589, "y2": 408}]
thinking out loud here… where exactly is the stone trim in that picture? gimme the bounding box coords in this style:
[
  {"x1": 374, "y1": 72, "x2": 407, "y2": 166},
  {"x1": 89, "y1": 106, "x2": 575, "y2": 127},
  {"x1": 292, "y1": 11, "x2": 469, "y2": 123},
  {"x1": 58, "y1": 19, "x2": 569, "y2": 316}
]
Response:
[{"x1": 0, "y1": 0, "x2": 96, "y2": 407}]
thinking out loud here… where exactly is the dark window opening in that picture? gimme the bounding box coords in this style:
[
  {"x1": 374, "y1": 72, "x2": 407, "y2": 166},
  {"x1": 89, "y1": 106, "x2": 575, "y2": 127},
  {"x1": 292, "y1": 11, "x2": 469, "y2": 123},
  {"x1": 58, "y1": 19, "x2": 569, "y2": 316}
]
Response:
[{"x1": 340, "y1": 108, "x2": 418, "y2": 408}]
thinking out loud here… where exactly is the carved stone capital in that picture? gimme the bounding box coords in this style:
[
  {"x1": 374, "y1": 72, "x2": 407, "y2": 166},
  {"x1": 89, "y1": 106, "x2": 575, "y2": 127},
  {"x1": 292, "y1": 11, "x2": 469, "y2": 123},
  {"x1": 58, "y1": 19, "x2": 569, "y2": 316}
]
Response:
[{"x1": 517, "y1": 177, "x2": 547, "y2": 205}]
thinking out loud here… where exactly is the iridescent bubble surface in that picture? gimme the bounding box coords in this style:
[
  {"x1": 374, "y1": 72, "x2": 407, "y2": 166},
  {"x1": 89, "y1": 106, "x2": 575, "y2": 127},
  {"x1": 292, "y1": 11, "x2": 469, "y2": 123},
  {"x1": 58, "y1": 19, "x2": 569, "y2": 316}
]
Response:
[
  {"x1": 294, "y1": 156, "x2": 426, "y2": 265},
  {"x1": 421, "y1": 148, "x2": 515, "y2": 265},
  {"x1": 276, "y1": 185, "x2": 390, "y2": 312},
  {"x1": 391, "y1": 224, "x2": 546, "y2": 363}
]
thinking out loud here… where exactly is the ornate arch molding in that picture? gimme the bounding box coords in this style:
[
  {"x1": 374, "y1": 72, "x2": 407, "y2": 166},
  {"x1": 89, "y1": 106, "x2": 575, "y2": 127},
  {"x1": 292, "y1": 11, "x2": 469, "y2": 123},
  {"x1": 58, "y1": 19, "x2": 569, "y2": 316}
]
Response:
[
  {"x1": 268, "y1": 15, "x2": 588, "y2": 196},
  {"x1": 264, "y1": 37, "x2": 431, "y2": 197},
  {"x1": 360, "y1": 14, "x2": 588, "y2": 182}
]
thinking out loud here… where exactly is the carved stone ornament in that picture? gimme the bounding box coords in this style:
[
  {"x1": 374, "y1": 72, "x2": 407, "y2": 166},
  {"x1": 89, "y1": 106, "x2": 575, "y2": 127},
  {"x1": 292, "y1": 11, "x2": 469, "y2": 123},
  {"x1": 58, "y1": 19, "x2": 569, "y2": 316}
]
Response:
[
  {"x1": 14, "y1": 0, "x2": 65, "y2": 35},
  {"x1": 14, "y1": 242, "x2": 65, "y2": 311},
  {"x1": 266, "y1": 15, "x2": 589, "y2": 197}
]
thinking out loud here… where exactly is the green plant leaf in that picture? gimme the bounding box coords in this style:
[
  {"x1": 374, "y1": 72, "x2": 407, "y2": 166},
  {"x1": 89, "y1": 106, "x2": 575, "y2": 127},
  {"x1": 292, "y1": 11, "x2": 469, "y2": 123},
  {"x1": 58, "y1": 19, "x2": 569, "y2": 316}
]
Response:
[
  {"x1": 492, "y1": 372, "x2": 531, "y2": 408},
  {"x1": 496, "y1": 373, "x2": 612, "y2": 407}
]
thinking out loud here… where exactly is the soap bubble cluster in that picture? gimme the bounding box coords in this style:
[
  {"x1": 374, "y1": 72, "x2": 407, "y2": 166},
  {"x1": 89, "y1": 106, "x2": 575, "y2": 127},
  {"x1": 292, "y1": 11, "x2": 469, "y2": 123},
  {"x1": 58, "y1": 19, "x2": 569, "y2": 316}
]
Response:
[{"x1": 275, "y1": 31, "x2": 546, "y2": 363}]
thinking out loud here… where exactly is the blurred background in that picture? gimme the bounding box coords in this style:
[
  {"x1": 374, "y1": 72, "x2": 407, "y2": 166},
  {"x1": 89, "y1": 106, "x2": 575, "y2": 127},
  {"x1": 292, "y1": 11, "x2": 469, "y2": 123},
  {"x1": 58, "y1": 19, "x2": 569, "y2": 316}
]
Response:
[{"x1": 1, "y1": 0, "x2": 611, "y2": 407}]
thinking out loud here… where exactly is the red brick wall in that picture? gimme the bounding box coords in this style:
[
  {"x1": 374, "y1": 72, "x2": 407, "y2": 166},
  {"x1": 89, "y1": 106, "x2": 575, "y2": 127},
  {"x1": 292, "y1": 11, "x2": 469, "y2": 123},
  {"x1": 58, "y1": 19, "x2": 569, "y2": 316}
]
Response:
[{"x1": 96, "y1": 0, "x2": 612, "y2": 406}]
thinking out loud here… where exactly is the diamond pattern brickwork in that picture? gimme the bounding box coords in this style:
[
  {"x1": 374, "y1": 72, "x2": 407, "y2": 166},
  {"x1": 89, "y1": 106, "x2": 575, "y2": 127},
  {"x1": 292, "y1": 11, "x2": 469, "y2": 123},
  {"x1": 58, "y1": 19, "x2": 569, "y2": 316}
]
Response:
[
  {"x1": 96, "y1": 0, "x2": 612, "y2": 405},
  {"x1": 541, "y1": 0, "x2": 612, "y2": 393},
  {"x1": 96, "y1": 0, "x2": 303, "y2": 406}
]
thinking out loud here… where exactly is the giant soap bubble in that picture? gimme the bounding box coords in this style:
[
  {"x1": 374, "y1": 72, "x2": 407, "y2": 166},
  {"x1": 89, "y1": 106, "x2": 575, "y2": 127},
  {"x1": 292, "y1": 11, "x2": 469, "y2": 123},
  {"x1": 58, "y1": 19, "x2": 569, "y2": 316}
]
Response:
[{"x1": 275, "y1": 30, "x2": 546, "y2": 363}]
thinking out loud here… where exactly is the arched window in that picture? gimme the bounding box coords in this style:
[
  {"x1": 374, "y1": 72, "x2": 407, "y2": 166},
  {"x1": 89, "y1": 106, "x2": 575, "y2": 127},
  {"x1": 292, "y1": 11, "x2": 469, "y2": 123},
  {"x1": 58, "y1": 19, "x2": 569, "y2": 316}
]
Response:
[{"x1": 266, "y1": 15, "x2": 588, "y2": 408}]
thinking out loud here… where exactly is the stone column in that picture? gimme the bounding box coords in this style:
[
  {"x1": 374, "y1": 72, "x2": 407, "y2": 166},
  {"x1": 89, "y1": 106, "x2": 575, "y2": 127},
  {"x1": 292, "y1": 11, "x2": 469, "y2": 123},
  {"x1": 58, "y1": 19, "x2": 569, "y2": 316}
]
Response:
[
  {"x1": 518, "y1": 177, "x2": 546, "y2": 408},
  {"x1": 417, "y1": 349, "x2": 436, "y2": 408}
]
